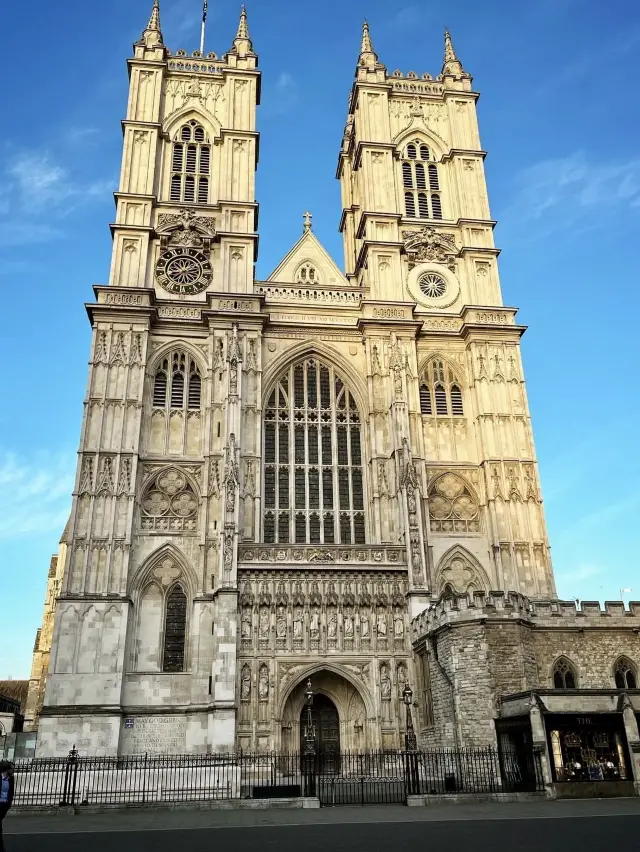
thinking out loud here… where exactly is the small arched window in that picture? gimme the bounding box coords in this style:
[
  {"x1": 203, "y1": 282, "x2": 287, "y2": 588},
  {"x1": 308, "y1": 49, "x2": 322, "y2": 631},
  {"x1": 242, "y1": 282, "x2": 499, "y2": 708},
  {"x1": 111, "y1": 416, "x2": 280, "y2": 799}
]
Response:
[
  {"x1": 553, "y1": 657, "x2": 578, "y2": 689},
  {"x1": 401, "y1": 140, "x2": 442, "y2": 220},
  {"x1": 614, "y1": 657, "x2": 637, "y2": 689},
  {"x1": 420, "y1": 360, "x2": 464, "y2": 418},
  {"x1": 152, "y1": 352, "x2": 202, "y2": 411},
  {"x1": 162, "y1": 583, "x2": 187, "y2": 672},
  {"x1": 170, "y1": 120, "x2": 211, "y2": 205},
  {"x1": 295, "y1": 262, "x2": 320, "y2": 285}
]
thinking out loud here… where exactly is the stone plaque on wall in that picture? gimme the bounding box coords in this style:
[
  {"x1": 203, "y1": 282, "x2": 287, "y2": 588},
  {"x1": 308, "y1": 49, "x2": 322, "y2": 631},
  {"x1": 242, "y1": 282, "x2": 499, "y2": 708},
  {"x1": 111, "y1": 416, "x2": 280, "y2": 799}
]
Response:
[{"x1": 121, "y1": 715, "x2": 187, "y2": 755}]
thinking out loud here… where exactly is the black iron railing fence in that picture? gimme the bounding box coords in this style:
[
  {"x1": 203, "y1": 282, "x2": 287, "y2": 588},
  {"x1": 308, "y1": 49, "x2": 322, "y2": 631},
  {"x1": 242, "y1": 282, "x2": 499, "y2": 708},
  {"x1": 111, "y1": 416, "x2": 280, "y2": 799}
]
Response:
[{"x1": 11, "y1": 746, "x2": 544, "y2": 808}]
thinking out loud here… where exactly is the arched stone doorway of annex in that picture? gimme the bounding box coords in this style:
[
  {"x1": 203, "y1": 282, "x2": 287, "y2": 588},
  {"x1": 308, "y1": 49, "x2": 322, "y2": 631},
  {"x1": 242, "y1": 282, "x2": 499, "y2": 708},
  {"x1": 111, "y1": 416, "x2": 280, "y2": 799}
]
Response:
[{"x1": 279, "y1": 667, "x2": 372, "y2": 753}]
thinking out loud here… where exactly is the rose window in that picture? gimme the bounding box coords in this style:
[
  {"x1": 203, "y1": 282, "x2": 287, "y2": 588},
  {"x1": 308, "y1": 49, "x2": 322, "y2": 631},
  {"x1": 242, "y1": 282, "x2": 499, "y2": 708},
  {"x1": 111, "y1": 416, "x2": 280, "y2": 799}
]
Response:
[
  {"x1": 419, "y1": 272, "x2": 447, "y2": 299},
  {"x1": 141, "y1": 467, "x2": 198, "y2": 532},
  {"x1": 428, "y1": 473, "x2": 479, "y2": 533}
]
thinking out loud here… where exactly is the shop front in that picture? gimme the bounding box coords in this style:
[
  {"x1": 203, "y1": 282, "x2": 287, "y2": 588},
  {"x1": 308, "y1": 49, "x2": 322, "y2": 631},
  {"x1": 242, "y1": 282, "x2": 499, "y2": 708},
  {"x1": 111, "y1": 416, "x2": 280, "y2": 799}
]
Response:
[{"x1": 546, "y1": 713, "x2": 633, "y2": 797}]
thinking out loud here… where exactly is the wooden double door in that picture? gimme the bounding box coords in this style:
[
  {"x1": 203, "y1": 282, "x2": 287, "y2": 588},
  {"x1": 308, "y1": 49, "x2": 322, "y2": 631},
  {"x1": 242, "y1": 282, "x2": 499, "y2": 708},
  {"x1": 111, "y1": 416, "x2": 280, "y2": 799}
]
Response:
[{"x1": 300, "y1": 693, "x2": 340, "y2": 771}]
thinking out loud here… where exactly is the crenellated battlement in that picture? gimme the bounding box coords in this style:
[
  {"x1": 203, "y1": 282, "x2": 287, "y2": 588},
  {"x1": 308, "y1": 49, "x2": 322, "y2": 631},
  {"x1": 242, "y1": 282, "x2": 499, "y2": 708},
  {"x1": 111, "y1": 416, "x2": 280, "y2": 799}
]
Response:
[{"x1": 412, "y1": 591, "x2": 640, "y2": 641}]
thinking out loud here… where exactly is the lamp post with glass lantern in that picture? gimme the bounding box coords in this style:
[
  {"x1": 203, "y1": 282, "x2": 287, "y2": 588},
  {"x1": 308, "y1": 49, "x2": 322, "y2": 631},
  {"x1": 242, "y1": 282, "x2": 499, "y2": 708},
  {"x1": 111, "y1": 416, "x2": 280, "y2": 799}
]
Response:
[
  {"x1": 402, "y1": 683, "x2": 419, "y2": 795},
  {"x1": 302, "y1": 679, "x2": 316, "y2": 796}
]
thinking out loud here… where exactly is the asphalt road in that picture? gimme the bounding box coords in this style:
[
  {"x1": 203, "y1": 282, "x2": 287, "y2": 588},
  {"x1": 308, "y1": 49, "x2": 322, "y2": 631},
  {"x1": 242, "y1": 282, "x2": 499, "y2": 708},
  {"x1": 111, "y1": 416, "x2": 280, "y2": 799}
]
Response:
[{"x1": 6, "y1": 808, "x2": 640, "y2": 852}]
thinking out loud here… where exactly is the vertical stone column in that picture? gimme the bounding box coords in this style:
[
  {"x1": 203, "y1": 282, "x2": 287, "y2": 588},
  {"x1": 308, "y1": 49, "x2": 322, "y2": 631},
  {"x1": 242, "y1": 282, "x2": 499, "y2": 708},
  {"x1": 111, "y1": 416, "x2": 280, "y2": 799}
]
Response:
[
  {"x1": 620, "y1": 694, "x2": 640, "y2": 796},
  {"x1": 528, "y1": 693, "x2": 555, "y2": 797}
]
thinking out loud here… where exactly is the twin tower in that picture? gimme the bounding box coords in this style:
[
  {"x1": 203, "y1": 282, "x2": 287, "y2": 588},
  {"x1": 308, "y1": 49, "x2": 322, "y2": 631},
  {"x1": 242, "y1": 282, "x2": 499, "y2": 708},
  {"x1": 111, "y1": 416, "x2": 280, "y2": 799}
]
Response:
[{"x1": 26, "y1": 4, "x2": 556, "y2": 757}]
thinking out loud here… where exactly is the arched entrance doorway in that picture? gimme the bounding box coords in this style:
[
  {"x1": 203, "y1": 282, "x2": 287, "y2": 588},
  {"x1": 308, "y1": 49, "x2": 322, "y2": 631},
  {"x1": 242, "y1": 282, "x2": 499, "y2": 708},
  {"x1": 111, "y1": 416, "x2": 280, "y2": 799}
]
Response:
[
  {"x1": 300, "y1": 693, "x2": 340, "y2": 767},
  {"x1": 281, "y1": 667, "x2": 369, "y2": 753}
]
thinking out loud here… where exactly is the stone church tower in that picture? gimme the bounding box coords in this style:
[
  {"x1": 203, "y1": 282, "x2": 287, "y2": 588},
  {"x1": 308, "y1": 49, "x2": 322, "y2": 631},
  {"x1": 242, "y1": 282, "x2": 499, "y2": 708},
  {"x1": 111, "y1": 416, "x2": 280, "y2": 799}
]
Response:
[{"x1": 31, "y1": 6, "x2": 556, "y2": 757}]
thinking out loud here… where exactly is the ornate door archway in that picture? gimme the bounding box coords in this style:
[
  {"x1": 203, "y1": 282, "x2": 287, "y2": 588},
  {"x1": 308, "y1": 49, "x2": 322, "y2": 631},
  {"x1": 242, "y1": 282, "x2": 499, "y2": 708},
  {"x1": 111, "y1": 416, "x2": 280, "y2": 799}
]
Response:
[{"x1": 301, "y1": 693, "x2": 340, "y2": 766}]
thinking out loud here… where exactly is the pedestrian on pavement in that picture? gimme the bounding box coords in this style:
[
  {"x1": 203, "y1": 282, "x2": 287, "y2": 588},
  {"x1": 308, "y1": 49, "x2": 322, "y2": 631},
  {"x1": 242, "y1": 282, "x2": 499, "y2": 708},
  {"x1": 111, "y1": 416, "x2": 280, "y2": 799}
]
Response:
[{"x1": 0, "y1": 761, "x2": 15, "y2": 852}]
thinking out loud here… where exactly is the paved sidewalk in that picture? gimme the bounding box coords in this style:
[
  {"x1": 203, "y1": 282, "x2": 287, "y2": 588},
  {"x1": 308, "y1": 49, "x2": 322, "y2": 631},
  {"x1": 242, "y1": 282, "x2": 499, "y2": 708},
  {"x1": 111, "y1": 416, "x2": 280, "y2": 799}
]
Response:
[{"x1": 6, "y1": 797, "x2": 640, "y2": 834}]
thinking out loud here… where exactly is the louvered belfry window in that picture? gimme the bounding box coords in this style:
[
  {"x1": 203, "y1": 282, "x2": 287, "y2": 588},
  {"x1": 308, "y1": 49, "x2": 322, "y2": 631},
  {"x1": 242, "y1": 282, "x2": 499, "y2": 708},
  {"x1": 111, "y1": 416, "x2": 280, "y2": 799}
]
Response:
[
  {"x1": 170, "y1": 120, "x2": 211, "y2": 204},
  {"x1": 402, "y1": 140, "x2": 443, "y2": 220},
  {"x1": 263, "y1": 358, "x2": 365, "y2": 545}
]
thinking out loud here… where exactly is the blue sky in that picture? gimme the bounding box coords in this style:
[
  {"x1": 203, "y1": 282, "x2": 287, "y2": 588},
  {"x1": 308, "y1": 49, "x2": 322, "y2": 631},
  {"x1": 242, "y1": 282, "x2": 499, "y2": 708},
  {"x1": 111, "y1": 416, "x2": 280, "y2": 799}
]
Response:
[{"x1": 1, "y1": 0, "x2": 639, "y2": 678}]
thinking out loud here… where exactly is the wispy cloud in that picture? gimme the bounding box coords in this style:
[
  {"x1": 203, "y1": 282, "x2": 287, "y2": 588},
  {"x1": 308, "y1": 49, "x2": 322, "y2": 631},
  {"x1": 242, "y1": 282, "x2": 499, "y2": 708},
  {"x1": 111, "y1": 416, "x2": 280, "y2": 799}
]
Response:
[
  {"x1": 262, "y1": 72, "x2": 299, "y2": 117},
  {"x1": 0, "y1": 150, "x2": 113, "y2": 246},
  {"x1": 555, "y1": 494, "x2": 640, "y2": 547},
  {"x1": 0, "y1": 451, "x2": 75, "y2": 540},
  {"x1": 501, "y1": 150, "x2": 640, "y2": 240}
]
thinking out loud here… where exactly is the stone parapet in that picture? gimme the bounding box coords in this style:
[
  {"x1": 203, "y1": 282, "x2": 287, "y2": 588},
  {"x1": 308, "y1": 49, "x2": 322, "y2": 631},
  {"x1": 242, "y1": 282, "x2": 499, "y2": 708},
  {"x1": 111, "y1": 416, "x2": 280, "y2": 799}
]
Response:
[{"x1": 412, "y1": 591, "x2": 640, "y2": 641}]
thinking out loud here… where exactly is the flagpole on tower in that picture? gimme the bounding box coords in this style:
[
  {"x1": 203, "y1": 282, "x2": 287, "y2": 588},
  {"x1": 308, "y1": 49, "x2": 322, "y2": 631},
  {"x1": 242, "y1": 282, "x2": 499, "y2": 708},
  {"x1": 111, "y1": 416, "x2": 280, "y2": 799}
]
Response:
[{"x1": 200, "y1": 0, "x2": 208, "y2": 54}]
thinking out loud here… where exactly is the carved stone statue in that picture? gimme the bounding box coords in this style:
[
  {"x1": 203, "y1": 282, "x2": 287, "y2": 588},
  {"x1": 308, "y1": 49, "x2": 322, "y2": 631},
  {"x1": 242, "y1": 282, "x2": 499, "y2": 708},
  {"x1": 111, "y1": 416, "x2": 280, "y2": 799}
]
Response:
[
  {"x1": 394, "y1": 611, "x2": 405, "y2": 638},
  {"x1": 344, "y1": 612, "x2": 354, "y2": 639},
  {"x1": 259, "y1": 608, "x2": 269, "y2": 638},
  {"x1": 223, "y1": 434, "x2": 240, "y2": 513},
  {"x1": 310, "y1": 608, "x2": 320, "y2": 637},
  {"x1": 380, "y1": 664, "x2": 391, "y2": 700},
  {"x1": 328, "y1": 611, "x2": 337, "y2": 639},
  {"x1": 241, "y1": 608, "x2": 252, "y2": 639},
  {"x1": 293, "y1": 609, "x2": 303, "y2": 639},
  {"x1": 241, "y1": 664, "x2": 251, "y2": 700},
  {"x1": 276, "y1": 606, "x2": 287, "y2": 639},
  {"x1": 397, "y1": 662, "x2": 407, "y2": 695},
  {"x1": 258, "y1": 665, "x2": 269, "y2": 701},
  {"x1": 360, "y1": 611, "x2": 370, "y2": 638},
  {"x1": 377, "y1": 612, "x2": 387, "y2": 637}
]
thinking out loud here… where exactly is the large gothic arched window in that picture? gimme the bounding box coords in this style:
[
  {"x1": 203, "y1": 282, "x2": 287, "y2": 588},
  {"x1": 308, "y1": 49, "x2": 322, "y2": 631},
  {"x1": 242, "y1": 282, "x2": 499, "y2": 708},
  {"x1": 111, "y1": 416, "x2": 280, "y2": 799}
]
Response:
[{"x1": 263, "y1": 358, "x2": 365, "y2": 545}]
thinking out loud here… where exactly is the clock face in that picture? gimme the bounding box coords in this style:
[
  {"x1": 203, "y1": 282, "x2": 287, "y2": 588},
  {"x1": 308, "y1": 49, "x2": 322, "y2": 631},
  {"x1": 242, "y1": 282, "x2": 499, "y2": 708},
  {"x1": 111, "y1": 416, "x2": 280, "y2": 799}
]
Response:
[{"x1": 155, "y1": 247, "x2": 212, "y2": 295}]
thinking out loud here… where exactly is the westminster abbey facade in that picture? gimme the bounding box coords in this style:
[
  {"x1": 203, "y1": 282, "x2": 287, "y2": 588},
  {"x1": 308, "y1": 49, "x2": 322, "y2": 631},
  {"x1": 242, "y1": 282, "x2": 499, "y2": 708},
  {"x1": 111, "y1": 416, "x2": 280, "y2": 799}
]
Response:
[{"x1": 27, "y1": 3, "x2": 616, "y2": 764}]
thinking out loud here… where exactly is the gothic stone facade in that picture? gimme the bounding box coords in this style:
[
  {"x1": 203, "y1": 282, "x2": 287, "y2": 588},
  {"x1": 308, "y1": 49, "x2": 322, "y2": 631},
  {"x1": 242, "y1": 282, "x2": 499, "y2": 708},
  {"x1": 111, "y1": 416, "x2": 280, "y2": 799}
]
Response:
[{"x1": 29, "y1": 7, "x2": 568, "y2": 758}]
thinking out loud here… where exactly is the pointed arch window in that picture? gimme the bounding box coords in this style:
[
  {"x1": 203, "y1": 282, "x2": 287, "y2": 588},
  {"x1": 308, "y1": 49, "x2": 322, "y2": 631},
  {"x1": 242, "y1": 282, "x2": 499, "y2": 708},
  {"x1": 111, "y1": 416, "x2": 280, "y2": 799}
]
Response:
[
  {"x1": 162, "y1": 583, "x2": 187, "y2": 672},
  {"x1": 152, "y1": 351, "x2": 202, "y2": 412},
  {"x1": 420, "y1": 359, "x2": 464, "y2": 418},
  {"x1": 614, "y1": 657, "x2": 637, "y2": 689},
  {"x1": 401, "y1": 140, "x2": 443, "y2": 220},
  {"x1": 553, "y1": 657, "x2": 578, "y2": 689},
  {"x1": 263, "y1": 358, "x2": 365, "y2": 545},
  {"x1": 170, "y1": 120, "x2": 211, "y2": 205}
]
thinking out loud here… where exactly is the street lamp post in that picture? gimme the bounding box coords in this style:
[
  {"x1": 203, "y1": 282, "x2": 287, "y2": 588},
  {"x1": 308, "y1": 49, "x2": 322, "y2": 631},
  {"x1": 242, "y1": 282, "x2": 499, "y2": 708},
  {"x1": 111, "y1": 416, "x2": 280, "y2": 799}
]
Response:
[
  {"x1": 402, "y1": 683, "x2": 419, "y2": 796},
  {"x1": 302, "y1": 679, "x2": 316, "y2": 796}
]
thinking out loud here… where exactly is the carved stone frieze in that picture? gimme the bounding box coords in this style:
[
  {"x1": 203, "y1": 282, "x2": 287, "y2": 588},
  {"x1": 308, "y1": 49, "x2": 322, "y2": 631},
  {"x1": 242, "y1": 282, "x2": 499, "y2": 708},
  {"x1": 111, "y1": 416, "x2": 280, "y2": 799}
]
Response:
[{"x1": 402, "y1": 227, "x2": 459, "y2": 271}]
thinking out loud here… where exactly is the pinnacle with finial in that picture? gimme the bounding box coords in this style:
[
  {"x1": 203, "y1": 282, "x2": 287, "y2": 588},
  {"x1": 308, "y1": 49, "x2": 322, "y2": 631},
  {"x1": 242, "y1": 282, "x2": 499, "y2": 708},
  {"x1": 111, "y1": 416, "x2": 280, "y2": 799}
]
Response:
[
  {"x1": 303, "y1": 211, "x2": 313, "y2": 233},
  {"x1": 147, "y1": 0, "x2": 161, "y2": 32},
  {"x1": 444, "y1": 29, "x2": 457, "y2": 63},
  {"x1": 361, "y1": 20, "x2": 374, "y2": 54},
  {"x1": 236, "y1": 4, "x2": 250, "y2": 40}
]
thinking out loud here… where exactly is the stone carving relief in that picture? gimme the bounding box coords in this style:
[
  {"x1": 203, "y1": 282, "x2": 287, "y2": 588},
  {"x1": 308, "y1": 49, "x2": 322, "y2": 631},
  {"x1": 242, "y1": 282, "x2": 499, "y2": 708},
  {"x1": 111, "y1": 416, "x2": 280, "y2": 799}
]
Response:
[
  {"x1": 156, "y1": 209, "x2": 216, "y2": 249},
  {"x1": 223, "y1": 434, "x2": 240, "y2": 513},
  {"x1": 223, "y1": 524, "x2": 235, "y2": 585},
  {"x1": 428, "y1": 472, "x2": 479, "y2": 533},
  {"x1": 141, "y1": 468, "x2": 198, "y2": 532},
  {"x1": 237, "y1": 573, "x2": 407, "y2": 652},
  {"x1": 79, "y1": 457, "x2": 95, "y2": 495},
  {"x1": 402, "y1": 227, "x2": 458, "y2": 271},
  {"x1": 209, "y1": 459, "x2": 220, "y2": 497},
  {"x1": 226, "y1": 323, "x2": 243, "y2": 396},
  {"x1": 400, "y1": 438, "x2": 425, "y2": 585},
  {"x1": 435, "y1": 546, "x2": 490, "y2": 596}
]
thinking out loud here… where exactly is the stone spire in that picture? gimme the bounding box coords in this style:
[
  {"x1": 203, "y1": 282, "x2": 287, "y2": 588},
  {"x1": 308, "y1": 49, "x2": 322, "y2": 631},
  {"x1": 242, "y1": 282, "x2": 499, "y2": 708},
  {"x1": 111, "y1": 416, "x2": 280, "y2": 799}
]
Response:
[
  {"x1": 358, "y1": 20, "x2": 379, "y2": 69},
  {"x1": 442, "y1": 28, "x2": 466, "y2": 77},
  {"x1": 230, "y1": 5, "x2": 254, "y2": 55},
  {"x1": 141, "y1": 0, "x2": 163, "y2": 48}
]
